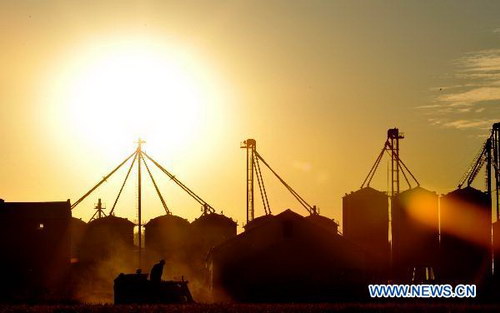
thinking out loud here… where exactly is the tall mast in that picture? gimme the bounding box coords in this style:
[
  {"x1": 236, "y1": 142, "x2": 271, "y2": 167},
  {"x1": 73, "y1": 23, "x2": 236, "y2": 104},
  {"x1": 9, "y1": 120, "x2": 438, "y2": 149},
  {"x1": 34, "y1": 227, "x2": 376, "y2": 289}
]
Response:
[
  {"x1": 387, "y1": 128, "x2": 404, "y2": 196},
  {"x1": 136, "y1": 138, "x2": 145, "y2": 268},
  {"x1": 241, "y1": 139, "x2": 256, "y2": 223}
]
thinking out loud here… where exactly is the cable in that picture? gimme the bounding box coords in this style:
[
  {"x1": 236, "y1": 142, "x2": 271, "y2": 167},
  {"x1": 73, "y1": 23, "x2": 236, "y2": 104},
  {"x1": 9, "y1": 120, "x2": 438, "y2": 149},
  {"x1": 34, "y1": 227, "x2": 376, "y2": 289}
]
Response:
[
  {"x1": 109, "y1": 153, "x2": 138, "y2": 215},
  {"x1": 71, "y1": 151, "x2": 136, "y2": 210},
  {"x1": 141, "y1": 153, "x2": 170, "y2": 215}
]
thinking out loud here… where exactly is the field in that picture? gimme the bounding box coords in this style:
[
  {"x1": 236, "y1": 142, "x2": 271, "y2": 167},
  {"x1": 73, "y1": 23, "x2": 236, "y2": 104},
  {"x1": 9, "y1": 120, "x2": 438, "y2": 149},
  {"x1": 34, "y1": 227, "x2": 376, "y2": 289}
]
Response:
[{"x1": 1, "y1": 303, "x2": 500, "y2": 313}]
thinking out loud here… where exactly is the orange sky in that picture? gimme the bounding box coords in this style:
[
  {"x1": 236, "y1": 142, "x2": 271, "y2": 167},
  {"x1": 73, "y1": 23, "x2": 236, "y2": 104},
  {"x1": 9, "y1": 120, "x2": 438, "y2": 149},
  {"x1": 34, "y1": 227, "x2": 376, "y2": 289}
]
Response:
[{"x1": 0, "y1": 1, "x2": 499, "y2": 231}]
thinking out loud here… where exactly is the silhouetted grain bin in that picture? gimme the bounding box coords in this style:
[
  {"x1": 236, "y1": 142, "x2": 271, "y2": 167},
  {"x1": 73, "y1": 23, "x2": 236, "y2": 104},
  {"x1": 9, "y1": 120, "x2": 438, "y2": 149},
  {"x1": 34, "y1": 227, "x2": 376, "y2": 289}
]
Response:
[
  {"x1": 79, "y1": 215, "x2": 135, "y2": 263},
  {"x1": 392, "y1": 187, "x2": 439, "y2": 279},
  {"x1": 144, "y1": 214, "x2": 190, "y2": 262},
  {"x1": 70, "y1": 217, "x2": 87, "y2": 262},
  {"x1": 190, "y1": 212, "x2": 237, "y2": 255},
  {"x1": 243, "y1": 214, "x2": 274, "y2": 231},
  {"x1": 305, "y1": 213, "x2": 339, "y2": 233},
  {"x1": 0, "y1": 199, "x2": 71, "y2": 300},
  {"x1": 208, "y1": 209, "x2": 369, "y2": 302},
  {"x1": 494, "y1": 221, "x2": 500, "y2": 278},
  {"x1": 440, "y1": 187, "x2": 491, "y2": 283},
  {"x1": 342, "y1": 187, "x2": 389, "y2": 274}
]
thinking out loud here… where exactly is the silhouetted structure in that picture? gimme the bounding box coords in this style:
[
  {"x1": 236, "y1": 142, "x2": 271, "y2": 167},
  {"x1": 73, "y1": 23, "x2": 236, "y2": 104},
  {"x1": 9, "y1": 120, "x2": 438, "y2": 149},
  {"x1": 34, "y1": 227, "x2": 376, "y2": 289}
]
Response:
[
  {"x1": 208, "y1": 209, "x2": 368, "y2": 302},
  {"x1": 440, "y1": 187, "x2": 491, "y2": 283},
  {"x1": 190, "y1": 212, "x2": 237, "y2": 259},
  {"x1": 305, "y1": 213, "x2": 339, "y2": 233},
  {"x1": 243, "y1": 214, "x2": 274, "y2": 231},
  {"x1": 0, "y1": 199, "x2": 71, "y2": 301},
  {"x1": 392, "y1": 187, "x2": 439, "y2": 280},
  {"x1": 70, "y1": 217, "x2": 87, "y2": 262},
  {"x1": 342, "y1": 187, "x2": 389, "y2": 277},
  {"x1": 114, "y1": 272, "x2": 193, "y2": 304},
  {"x1": 79, "y1": 215, "x2": 135, "y2": 263},
  {"x1": 145, "y1": 214, "x2": 190, "y2": 263},
  {"x1": 494, "y1": 221, "x2": 500, "y2": 278}
]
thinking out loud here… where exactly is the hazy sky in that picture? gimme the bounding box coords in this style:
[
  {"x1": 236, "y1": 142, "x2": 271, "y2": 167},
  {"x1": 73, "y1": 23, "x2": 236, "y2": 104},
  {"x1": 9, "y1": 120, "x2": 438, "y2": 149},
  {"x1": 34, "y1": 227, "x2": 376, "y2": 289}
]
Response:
[{"x1": 1, "y1": 1, "x2": 499, "y2": 230}]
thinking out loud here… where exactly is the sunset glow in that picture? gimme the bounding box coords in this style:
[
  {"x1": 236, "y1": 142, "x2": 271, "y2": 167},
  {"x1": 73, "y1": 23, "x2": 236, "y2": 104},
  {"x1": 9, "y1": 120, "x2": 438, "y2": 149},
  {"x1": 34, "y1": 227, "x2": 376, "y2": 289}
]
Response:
[{"x1": 48, "y1": 39, "x2": 219, "y2": 158}]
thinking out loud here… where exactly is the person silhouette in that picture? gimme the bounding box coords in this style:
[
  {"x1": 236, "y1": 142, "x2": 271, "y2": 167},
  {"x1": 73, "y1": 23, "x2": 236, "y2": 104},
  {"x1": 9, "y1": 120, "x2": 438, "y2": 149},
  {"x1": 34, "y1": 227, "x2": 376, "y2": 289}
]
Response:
[{"x1": 150, "y1": 259, "x2": 165, "y2": 283}]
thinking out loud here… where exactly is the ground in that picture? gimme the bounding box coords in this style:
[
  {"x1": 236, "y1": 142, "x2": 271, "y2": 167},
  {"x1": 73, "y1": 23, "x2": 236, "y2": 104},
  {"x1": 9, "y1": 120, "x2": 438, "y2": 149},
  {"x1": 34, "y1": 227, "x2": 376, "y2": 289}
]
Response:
[{"x1": 0, "y1": 303, "x2": 500, "y2": 313}]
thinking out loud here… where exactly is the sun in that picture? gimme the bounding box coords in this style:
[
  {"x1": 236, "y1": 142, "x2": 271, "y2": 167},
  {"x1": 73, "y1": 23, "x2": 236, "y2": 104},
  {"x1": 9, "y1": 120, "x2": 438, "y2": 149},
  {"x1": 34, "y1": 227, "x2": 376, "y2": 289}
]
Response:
[{"x1": 50, "y1": 39, "x2": 216, "y2": 157}]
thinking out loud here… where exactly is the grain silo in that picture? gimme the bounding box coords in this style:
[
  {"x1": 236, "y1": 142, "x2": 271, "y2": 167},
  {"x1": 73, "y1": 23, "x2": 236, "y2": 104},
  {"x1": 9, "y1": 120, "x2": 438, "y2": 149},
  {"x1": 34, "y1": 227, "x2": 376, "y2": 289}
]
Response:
[
  {"x1": 305, "y1": 213, "x2": 339, "y2": 234},
  {"x1": 79, "y1": 215, "x2": 135, "y2": 263},
  {"x1": 440, "y1": 187, "x2": 491, "y2": 282},
  {"x1": 244, "y1": 214, "x2": 274, "y2": 231},
  {"x1": 190, "y1": 212, "x2": 237, "y2": 255},
  {"x1": 70, "y1": 217, "x2": 87, "y2": 262},
  {"x1": 391, "y1": 187, "x2": 439, "y2": 279},
  {"x1": 189, "y1": 212, "x2": 237, "y2": 297},
  {"x1": 144, "y1": 214, "x2": 191, "y2": 262},
  {"x1": 208, "y1": 209, "x2": 369, "y2": 302},
  {"x1": 342, "y1": 187, "x2": 389, "y2": 274}
]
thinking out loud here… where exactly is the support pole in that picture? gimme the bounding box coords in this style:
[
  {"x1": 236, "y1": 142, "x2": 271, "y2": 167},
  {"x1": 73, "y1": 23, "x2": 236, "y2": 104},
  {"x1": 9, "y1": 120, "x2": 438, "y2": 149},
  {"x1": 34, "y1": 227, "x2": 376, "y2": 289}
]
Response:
[
  {"x1": 493, "y1": 123, "x2": 500, "y2": 220},
  {"x1": 136, "y1": 138, "x2": 145, "y2": 269},
  {"x1": 241, "y1": 139, "x2": 256, "y2": 223},
  {"x1": 387, "y1": 128, "x2": 404, "y2": 197}
]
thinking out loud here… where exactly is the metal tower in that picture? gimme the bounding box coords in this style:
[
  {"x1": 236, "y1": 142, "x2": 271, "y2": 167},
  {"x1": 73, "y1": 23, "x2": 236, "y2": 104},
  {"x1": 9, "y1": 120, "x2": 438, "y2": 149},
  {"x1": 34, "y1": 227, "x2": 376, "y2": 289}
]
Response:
[
  {"x1": 241, "y1": 138, "x2": 318, "y2": 224},
  {"x1": 241, "y1": 139, "x2": 256, "y2": 223},
  {"x1": 89, "y1": 198, "x2": 106, "y2": 221},
  {"x1": 387, "y1": 128, "x2": 405, "y2": 196},
  {"x1": 493, "y1": 123, "x2": 500, "y2": 219},
  {"x1": 458, "y1": 122, "x2": 500, "y2": 219},
  {"x1": 361, "y1": 128, "x2": 418, "y2": 195},
  {"x1": 136, "y1": 138, "x2": 145, "y2": 267}
]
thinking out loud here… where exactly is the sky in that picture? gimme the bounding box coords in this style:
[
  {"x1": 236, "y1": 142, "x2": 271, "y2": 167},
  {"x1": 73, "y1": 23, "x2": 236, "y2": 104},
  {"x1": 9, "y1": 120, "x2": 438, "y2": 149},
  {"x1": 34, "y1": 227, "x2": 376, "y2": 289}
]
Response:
[{"x1": 0, "y1": 0, "x2": 499, "y2": 231}]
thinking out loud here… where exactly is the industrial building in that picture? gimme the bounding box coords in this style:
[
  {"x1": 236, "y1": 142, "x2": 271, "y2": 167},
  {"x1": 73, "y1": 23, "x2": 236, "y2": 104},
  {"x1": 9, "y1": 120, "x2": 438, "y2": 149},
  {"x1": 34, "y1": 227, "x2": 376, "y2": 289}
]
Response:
[
  {"x1": 70, "y1": 217, "x2": 87, "y2": 262},
  {"x1": 0, "y1": 199, "x2": 71, "y2": 301},
  {"x1": 144, "y1": 214, "x2": 191, "y2": 263},
  {"x1": 342, "y1": 187, "x2": 389, "y2": 275},
  {"x1": 78, "y1": 215, "x2": 135, "y2": 264},
  {"x1": 207, "y1": 209, "x2": 369, "y2": 302},
  {"x1": 439, "y1": 187, "x2": 491, "y2": 283},
  {"x1": 392, "y1": 187, "x2": 439, "y2": 279},
  {"x1": 190, "y1": 211, "x2": 237, "y2": 260}
]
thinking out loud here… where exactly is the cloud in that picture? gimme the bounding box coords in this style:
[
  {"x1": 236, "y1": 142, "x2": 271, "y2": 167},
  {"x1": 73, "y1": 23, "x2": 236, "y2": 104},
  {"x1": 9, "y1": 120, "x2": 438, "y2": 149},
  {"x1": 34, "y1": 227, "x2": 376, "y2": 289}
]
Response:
[
  {"x1": 437, "y1": 87, "x2": 500, "y2": 105},
  {"x1": 420, "y1": 44, "x2": 500, "y2": 130},
  {"x1": 442, "y1": 119, "x2": 497, "y2": 130}
]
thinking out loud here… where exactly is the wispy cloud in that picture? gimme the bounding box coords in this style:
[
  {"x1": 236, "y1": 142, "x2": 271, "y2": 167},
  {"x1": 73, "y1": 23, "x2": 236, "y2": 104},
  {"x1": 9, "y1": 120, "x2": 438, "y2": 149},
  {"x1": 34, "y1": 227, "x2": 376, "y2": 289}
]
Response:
[
  {"x1": 421, "y1": 44, "x2": 500, "y2": 131},
  {"x1": 442, "y1": 119, "x2": 497, "y2": 130}
]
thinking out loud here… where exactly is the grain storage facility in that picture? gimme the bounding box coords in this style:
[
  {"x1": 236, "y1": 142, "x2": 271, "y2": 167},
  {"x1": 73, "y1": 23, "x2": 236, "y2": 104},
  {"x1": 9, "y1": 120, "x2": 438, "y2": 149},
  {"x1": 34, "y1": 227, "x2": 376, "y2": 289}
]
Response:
[
  {"x1": 207, "y1": 209, "x2": 368, "y2": 302},
  {"x1": 391, "y1": 187, "x2": 439, "y2": 279},
  {"x1": 0, "y1": 199, "x2": 71, "y2": 300},
  {"x1": 144, "y1": 214, "x2": 191, "y2": 262},
  {"x1": 190, "y1": 212, "x2": 237, "y2": 257},
  {"x1": 440, "y1": 186, "x2": 491, "y2": 283},
  {"x1": 342, "y1": 187, "x2": 389, "y2": 275},
  {"x1": 79, "y1": 215, "x2": 135, "y2": 263},
  {"x1": 70, "y1": 217, "x2": 87, "y2": 262}
]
